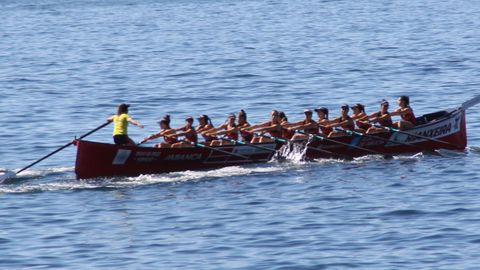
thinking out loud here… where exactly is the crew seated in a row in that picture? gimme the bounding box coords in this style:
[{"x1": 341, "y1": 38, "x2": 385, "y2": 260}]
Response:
[{"x1": 112, "y1": 96, "x2": 416, "y2": 147}]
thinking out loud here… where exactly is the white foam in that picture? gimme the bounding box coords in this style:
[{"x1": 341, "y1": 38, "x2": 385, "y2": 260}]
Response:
[
  {"x1": 0, "y1": 165, "x2": 285, "y2": 193},
  {"x1": 0, "y1": 170, "x2": 16, "y2": 184},
  {"x1": 276, "y1": 142, "x2": 308, "y2": 162}
]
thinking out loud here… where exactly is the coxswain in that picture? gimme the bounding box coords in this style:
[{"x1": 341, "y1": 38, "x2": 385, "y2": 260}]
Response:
[
  {"x1": 364, "y1": 99, "x2": 394, "y2": 134},
  {"x1": 351, "y1": 103, "x2": 370, "y2": 133},
  {"x1": 288, "y1": 109, "x2": 320, "y2": 140},
  {"x1": 206, "y1": 114, "x2": 239, "y2": 146},
  {"x1": 196, "y1": 114, "x2": 216, "y2": 144},
  {"x1": 314, "y1": 107, "x2": 333, "y2": 136},
  {"x1": 238, "y1": 110, "x2": 253, "y2": 142},
  {"x1": 390, "y1": 95, "x2": 416, "y2": 130},
  {"x1": 107, "y1": 103, "x2": 144, "y2": 146},
  {"x1": 171, "y1": 116, "x2": 198, "y2": 148},
  {"x1": 245, "y1": 110, "x2": 284, "y2": 143},
  {"x1": 324, "y1": 104, "x2": 355, "y2": 137},
  {"x1": 140, "y1": 118, "x2": 177, "y2": 148}
]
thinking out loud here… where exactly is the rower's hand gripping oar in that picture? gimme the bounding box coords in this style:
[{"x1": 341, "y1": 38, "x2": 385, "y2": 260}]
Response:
[{"x1": 1, "y1": 121, "x2": 111, "y2": 183}]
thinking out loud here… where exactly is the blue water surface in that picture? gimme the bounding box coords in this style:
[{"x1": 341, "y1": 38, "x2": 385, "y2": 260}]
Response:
[{"x1": 1, "y1": 0, "x2": 480, "y2": 269}]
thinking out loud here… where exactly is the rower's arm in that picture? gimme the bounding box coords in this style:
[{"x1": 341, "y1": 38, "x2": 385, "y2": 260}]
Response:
[
  {"x1": 245, "y1": 121, "x2": 269, "y2": 130},
  {"x1": 203, "y1": 124, "x2": 226, "y2": 134},
  {"x1": 176, "y1": 128, "x2": 194, "y2": 138},
  {"x1": 253, "y1": 124, "x2": 277, "y2": 133},
  {"x1": 390, "y1": 108, "x2": 410, "y2": 117},
  {"x1": 141, "y1": 131, "x2": 163, "y2": 143},
  {"x1": 328, "y1": 119, "x2": 351, "y2": 128},
  {"x1": 289, "y1": 122, "x2": 317, "y2": 131},
  {"x1": 127, "y1": 117, "x2": 144, "y2": 128},
  {"x1": 372, "y1": 113, "x2": 391, "y2": 123}
]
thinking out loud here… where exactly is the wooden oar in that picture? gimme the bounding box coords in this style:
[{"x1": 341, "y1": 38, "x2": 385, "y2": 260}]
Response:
[
  {"x1": 373, "y1": 125, "x2": 461, "y2": 149},
  {"x1": 335, "y1": 128, "x2": 426, "y2": 151},
  {"x1": 16, "y1": 122, "x2": 112, "y2": 175},
  {"x1": 462, "y1": 94, "x2": 480, "y2": 110},
  {"x1": 220, "y1": 138, "x2": 277, "y2": 152},
  {"x1": 186, "y1": 141, "x2": 252, "y2": 160},
  {"x1": 257, "y1": 133, "x2": 351, "y2": 159},
  {"x1": 296, "y1": 130, "x2": 386, "y2": 156},
  {"x1": 0, "y1": 121, "x2": 111, "y2": 183}
]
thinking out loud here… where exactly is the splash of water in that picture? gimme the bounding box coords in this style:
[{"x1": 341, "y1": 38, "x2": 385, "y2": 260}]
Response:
[{"x1": 275, "y1": 140, "x2": 308, "y2": 162}]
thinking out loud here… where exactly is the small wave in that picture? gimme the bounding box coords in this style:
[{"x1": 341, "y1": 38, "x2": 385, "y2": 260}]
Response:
[{"x1": 381, "y1": 209, "x2": 429, "y2": 217}]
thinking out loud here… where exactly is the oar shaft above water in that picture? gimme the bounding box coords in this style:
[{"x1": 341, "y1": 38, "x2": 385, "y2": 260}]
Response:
[
  {"x1": 296, "y1": 130, "x2": 384, "y2": 155},
  {"x1": 335, "y1": 127, "x2": 425, "y2": 151},
  {"x1": 16, "y1": 121, "x2": 111, "y2": 175},
  {"x1": 187, "y1": 141, "x2": 251, "y2": 160}
]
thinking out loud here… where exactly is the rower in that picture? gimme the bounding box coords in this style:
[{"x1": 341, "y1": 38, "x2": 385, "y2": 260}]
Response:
[
  {"x1": 107, "y1": 103, "x2": 144, "y2": 146},
  {"x1": 351, "y1": 103, "x2": 370, "y2": 133},
  {"x1": 390, "y1": 95, "x2": 416, "y2": 130},
  {"x1": 205, "y1": 114, "x2": 239, "y2": 146},
  {"x1": 140, "y1": 118, "x2": 177, "y2": 148},
  {"x1": 363, "y1": 99, "x2": 394, "y2": 134},
  {"x1": 238, "y1": 110, "x2": 253, "y2": 142},
  {"x1": 288, "y1": 109, "x2": 319, "y2": 140},
  {"x1": 245, "y1": 110, "x2": 284, "y2": 143},
  {"x1": 279, "y1": 111, "x2": 295, "y2": 139},
  {"x1": 171, "y1": 116, "x2": 198, "y2": 148},
  {"x1": 324, "y1": 104, "x2": 355, "y2": 137},
  {"x1": 314, "y1": 107, "x2": 333, "y2": 136},
  {"x1": 196, "y1": 114, "x2": 216, "y2": 144}
]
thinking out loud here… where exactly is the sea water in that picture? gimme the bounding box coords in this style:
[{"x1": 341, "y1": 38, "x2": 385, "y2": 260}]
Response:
[{"x1": 1, "y1": 0, "x2": 480, "y2": 269}]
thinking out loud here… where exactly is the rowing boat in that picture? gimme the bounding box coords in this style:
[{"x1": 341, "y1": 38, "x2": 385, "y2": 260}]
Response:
[{"x1": 74, "y1": 107, "x2": 466, "y2": 179}]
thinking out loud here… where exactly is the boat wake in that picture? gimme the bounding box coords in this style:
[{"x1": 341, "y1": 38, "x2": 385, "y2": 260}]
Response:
[
  {"x1": 0, "y1": 147, "x2": 460, "y2": 194},
  {"x1": 0, "y1": 165, "x2": 287, "y2": 194}
]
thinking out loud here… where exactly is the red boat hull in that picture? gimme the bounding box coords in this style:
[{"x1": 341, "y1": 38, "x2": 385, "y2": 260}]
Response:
[{"x1": 75, "y1": 108, "x2": 467, "y2": 179}]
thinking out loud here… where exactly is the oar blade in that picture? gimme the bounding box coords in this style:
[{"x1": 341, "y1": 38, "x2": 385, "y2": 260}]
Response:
[
  {"x1": 0, "y1": 170, "x2": 16, "y2": 184},
  {"x1": 462, "y1": 95, "x2": 480, "y2": 110}
]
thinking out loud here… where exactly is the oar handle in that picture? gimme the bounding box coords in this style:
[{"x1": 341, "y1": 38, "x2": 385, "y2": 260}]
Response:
[{"x1": 16, "y1": 121, "x2": 111, "y2": 174}]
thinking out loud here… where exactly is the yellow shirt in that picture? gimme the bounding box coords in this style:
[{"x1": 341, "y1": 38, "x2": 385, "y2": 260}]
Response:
[{"x1": 112, "y1": 113, "x2": 129, "y2": 136}]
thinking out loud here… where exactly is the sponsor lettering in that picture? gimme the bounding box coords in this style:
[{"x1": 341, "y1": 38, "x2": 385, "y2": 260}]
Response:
[
  {"x1": 405, "y1": 123, "x2": 452, "y2": 143},
  {"x1": 164, "y1": 153, "x2": 202, "y2": 161}
]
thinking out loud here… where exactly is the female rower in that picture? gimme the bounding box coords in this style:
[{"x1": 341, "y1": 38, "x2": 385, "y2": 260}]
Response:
[
  {"x1": 279, "y1": 111, "x2": 296, "y2": 139},
  {"x1": 171, "y1": 116, "x2": 198, "y2": 148},
  {"x1": 238, "y1": 110, "x2": 253, "y2": 142},
  {"x1": 364, "y1": 99, "x2": 394, "y2": 134},
  {"x1": 245, "y1": 110, "x2": 283, "y2": 143},
  {"x1": 206, "y1": 114, "x2": 239, "y2": 146},
  {"x1": 315, "y1": 107, "x2": 333, "y2": 136},
  {"x1": 107, "y1": 103, "x2": 144, "y2": 146},
  {"x1": 351, "y1": 103, "x2": 370, "y2": 133},
  {"x1": 324, "y1": 104, "x2": 355, "y2": 137},
  {"x1": 140, "y1": 118, "x2": 177, "y2": 148},
  {"x1": 288, "y1": 109, "x2": 319, "y2": 140},
  {"x1": 196, "y1": 114, "x2": 216, "y2": 144},
  {"x1": 390, "y1": 95, "x2": 416, "y2": 130}
]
